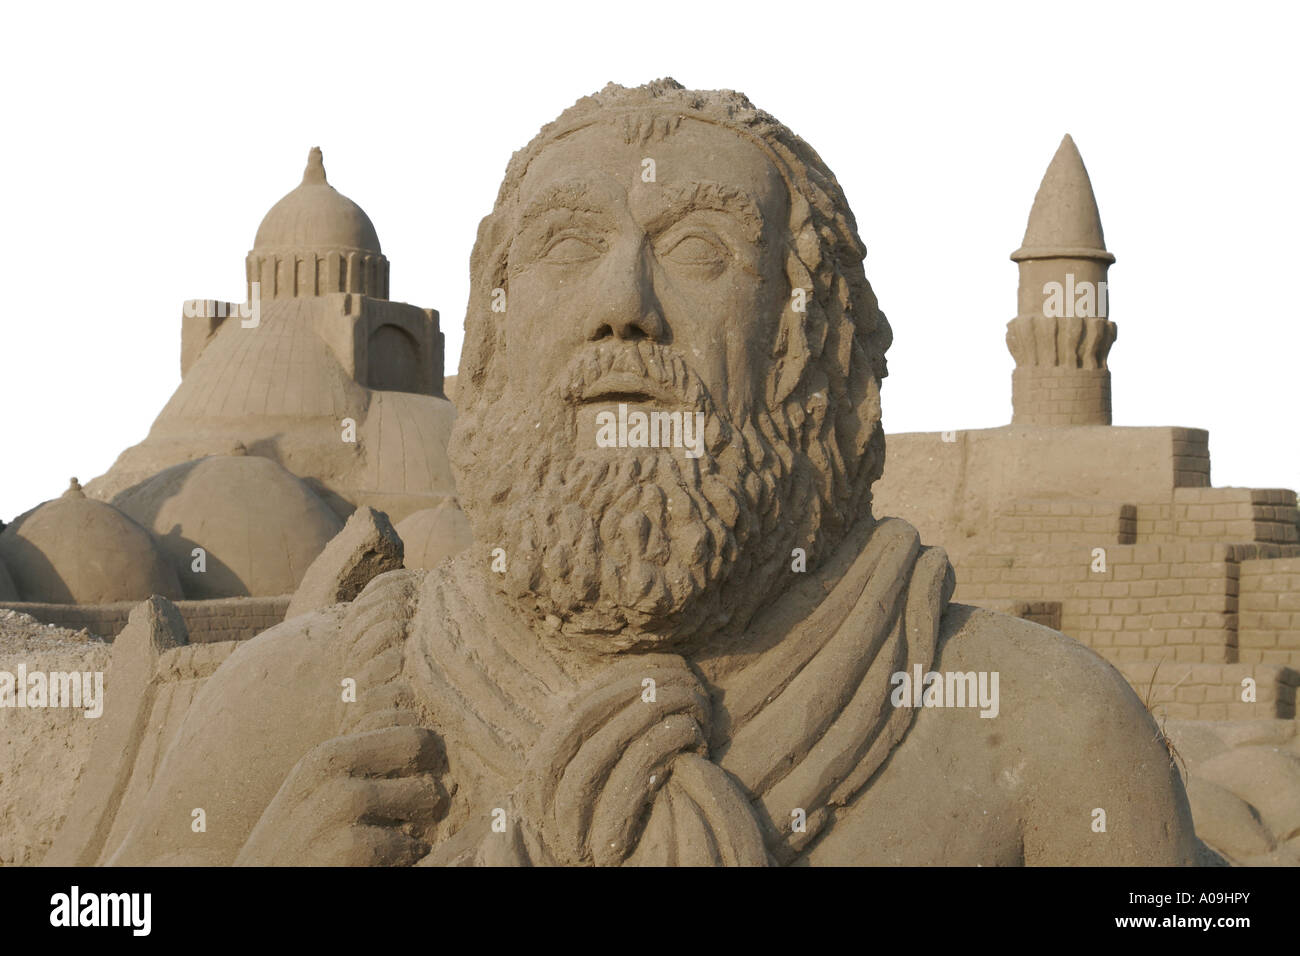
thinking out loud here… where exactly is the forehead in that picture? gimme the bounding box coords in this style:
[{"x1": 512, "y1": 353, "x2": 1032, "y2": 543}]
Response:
[{"x1": 518, "y1": 116, "x2": 787, "y2": 215}]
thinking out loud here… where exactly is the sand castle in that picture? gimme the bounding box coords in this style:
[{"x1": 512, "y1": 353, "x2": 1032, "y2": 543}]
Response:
[
  {"x1": 2, "y1": 80, "x2": 1296, "y2": 867},
  {"x1": 0, "y1": 149, "x2": 472, "y2": 638},
  {"x1": 7, "y1": 80, "x2": 1207, "y2": 868},
  {"x1": 873, "y1": 135, "x2": 1300, "y2": 724},
  {"x1": 866, "y1": 136, "x2": 1300, "y2": 864}
]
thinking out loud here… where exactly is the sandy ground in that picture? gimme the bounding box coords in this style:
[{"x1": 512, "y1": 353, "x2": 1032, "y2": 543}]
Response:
[{"x1": 0, "y1": 609, "x2": 111, "y2": 866}]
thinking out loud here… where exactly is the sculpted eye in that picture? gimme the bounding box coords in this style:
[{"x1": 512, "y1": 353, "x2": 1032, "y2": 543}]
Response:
[
  {"x1": 660, "y1": 233, "x2": 727, "y2": 268},
  {"x1": 542, "y1": 235, "x2": 603, "y2": 263}
]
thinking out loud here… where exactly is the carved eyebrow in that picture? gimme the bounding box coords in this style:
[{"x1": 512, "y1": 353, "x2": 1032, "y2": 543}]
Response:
[
  {"x1": 517, "y1": 180, "x2": 612, "y2": 229},
  {"x1": 652, "y1": 180, "x2": 764, "y2": 242}
]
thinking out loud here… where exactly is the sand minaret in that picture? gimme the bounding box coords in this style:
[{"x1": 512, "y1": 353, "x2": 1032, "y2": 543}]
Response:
[{"x1": 1007, "y1": 134, "x2": 1116, "y2": 425}]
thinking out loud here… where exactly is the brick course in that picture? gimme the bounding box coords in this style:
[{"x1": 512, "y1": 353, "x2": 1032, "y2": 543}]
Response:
[{"x1": 0, "y1": 596, "x2": 290, "y2": 643}]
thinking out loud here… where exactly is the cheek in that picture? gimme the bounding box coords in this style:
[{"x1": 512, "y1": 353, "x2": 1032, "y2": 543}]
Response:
[
  {"x1": 723, "y1": 269, "x2": 785, "y2": 353},
  {"x1": 724, "y1": 266, "x2": 788, "y2": 408},
  {"x1": 503, "y1": 268, "x2": 587, "y2": 388},
  {"x1": 508, "y1": 258, "x2": 605, "y2": 326},
  {"x1": 666, "y1": 271, "x2": 784, "y2": 409}
]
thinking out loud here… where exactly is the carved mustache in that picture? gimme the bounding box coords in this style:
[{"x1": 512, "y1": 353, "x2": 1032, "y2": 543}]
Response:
[{"x1": 558, "y1": 343, "x2": 707, "y2": 409}]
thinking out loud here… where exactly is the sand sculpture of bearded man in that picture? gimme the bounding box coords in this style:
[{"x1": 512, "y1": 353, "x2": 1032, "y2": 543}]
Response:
[{"x1": 98, "y1": 80, "x2": 1198, "y2": 866}]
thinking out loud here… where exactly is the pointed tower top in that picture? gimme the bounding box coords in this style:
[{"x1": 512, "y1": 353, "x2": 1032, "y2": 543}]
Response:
[
  {"x1": 303, "y1": 146, "x2": 327, "y2": 186},
  {"x1": 1011, "y1": 134, "x2": 1114, "y2": 263}
]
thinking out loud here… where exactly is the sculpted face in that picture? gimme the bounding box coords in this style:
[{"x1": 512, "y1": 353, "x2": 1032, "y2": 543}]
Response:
[
  {"x1": 505, "y1": 119, "x2": 791, "y2": 426},
  {"x1": 450, "y1": 94, "x2": 883, "y2": 654}
]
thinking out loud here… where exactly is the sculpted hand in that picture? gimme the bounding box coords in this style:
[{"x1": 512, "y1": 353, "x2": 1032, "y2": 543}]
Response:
[{"x1": 235, "y1": 725, "x2": 448, "y2": 866}]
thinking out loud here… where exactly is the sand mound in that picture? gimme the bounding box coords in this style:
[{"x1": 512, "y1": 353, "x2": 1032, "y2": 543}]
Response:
[{"x1": 0, "y1": 609, "x2": 111, "y2": 866}]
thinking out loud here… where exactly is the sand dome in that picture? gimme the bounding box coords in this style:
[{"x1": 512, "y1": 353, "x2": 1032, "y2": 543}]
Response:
[
  {"x1": 253, "y1": 147, "x2": 381, "y2": 254},
  {"x1": 246, "y1": 147, "x2": 389, "y2": 301},
  {"x1": 114, "y1": 455, "x2": 343, "y2": 598},
  {"x1": 0, "y1": 551, "x2": 20, "y2": 601},
  {"x1": 395, "y1": 499, "x2": 474, "y2": 571},
  {"x1": 0, "y1": 479, "x2": 182, "y2": 604},
  {"x1": 345, "y1": 390, "x2": 459, "y2": 524}
]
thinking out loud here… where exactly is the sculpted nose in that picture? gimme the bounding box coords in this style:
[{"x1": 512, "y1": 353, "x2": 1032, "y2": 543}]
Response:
[{"x1": 585, "y1": 240, "x2": 668, "y2": 343}]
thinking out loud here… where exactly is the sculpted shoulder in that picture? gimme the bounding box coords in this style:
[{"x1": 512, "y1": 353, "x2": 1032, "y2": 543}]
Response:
[
  {"x1": 929, "y1": 604, "x2": 1199, "y2": 864},
  {"x1": 935, "y1": 603, "x2": 1150, "y2": 726},
  {"x1": 813, "y1": 602, "x2": 1199, "y2": 864}
]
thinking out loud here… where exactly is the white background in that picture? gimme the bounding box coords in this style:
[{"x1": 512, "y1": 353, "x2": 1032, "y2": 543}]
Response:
[{"x1": 1, "y1": 0, "x2": 1296, "y2": 519}]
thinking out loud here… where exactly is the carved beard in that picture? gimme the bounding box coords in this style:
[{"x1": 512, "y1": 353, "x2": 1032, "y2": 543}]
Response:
[{"x1": 452, "y1": 340, "x2": 815, "y2": 654}]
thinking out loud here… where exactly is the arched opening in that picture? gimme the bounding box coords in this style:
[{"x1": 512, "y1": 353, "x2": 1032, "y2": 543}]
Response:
[{"x1": 367, "y1": 324, "x2": 422, "y2": 393}]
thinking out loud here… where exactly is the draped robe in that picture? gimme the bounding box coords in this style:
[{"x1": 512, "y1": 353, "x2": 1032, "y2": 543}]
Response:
[{"x1": 336, "y1": 514, "x2": 954, "y2": 866}]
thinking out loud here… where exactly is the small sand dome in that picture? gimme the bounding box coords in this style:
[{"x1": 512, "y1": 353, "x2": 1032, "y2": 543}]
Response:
[
  {"x1": 246, "y1": 147, "x2": 388, "y2": 300},
  {"x1": 115, "y1": 456, "x2": 343, "y2": 598},
  {"x1": 395, "y1": 499, "x2": 474, "y2": 571},
  {"x1": 253, "y1": 147, "x2": 381, "y2": 254},
  {"x1": 0, "y1": 478, "x2": 182, "y2": 603}
]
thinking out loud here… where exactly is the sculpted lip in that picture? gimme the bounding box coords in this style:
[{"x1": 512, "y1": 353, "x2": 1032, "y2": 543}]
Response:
[{"x1": 578, "y1": 372, "x2": 681, "y2": 406}]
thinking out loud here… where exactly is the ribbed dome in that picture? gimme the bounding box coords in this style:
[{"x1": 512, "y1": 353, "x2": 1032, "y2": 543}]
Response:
[
  {"x1": 114, "y1": 456, "x2": 343, "y2": 599},
  {"x1": 253, "y1": 147, "x2": 381, "y2": 254},
  {"x1": 246, "y1": 148, "x2": 390, "y2": 300},
  {"x1": 0, "y1": 479, "x2": 182, "y2": 604},
  {"x1": 394, "y1": 500, "x2": 473, "y2": 571}
]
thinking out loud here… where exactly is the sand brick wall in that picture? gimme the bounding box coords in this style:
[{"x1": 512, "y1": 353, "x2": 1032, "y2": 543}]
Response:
[
  {"x1": 993, "y1": 499, "x2": 1136, "y2": 549},
  {"x1": 1118, "y1": 661, "x2": 1299, "y2": 721},
  {"x1": 0, "y1": 596, "x2": 290, "y2": 643},
  {"x1": 174, "y1": 597, "x2": 292, "y2": 643},
  {"x1": 1011, "y1": 367, "x2": 1111, "y2": 426},
  {"x1": 1170, "y1": 488, "x2": 1298, "y2": 545},
  {"x1": 876, "y1": 421, "x2": 1296, "y2": 721},
  {"x1": 977, "y1": 602, "x2": 1298, "y2": 719},
  {"x1": 1238, "y1": 558, "x2": 1300, "y2": 665},
  {"x1": 962, "y1": 542, "x2": 1300, "y2": 666},
  {"x1": 957, "y1": 482, "x2": 1300, "y2": 719},
  {"x1": 1168, "y1": 428, "x2": 1213, "y2": 488},
  {"x1": 1103, "y1": 490, "x2": 1296, "y2": 546}
]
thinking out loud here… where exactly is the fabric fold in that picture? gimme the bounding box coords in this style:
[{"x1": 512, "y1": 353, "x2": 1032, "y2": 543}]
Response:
[{"x1": 412, "y1": 515, "x2": 953, "y2": 866}]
